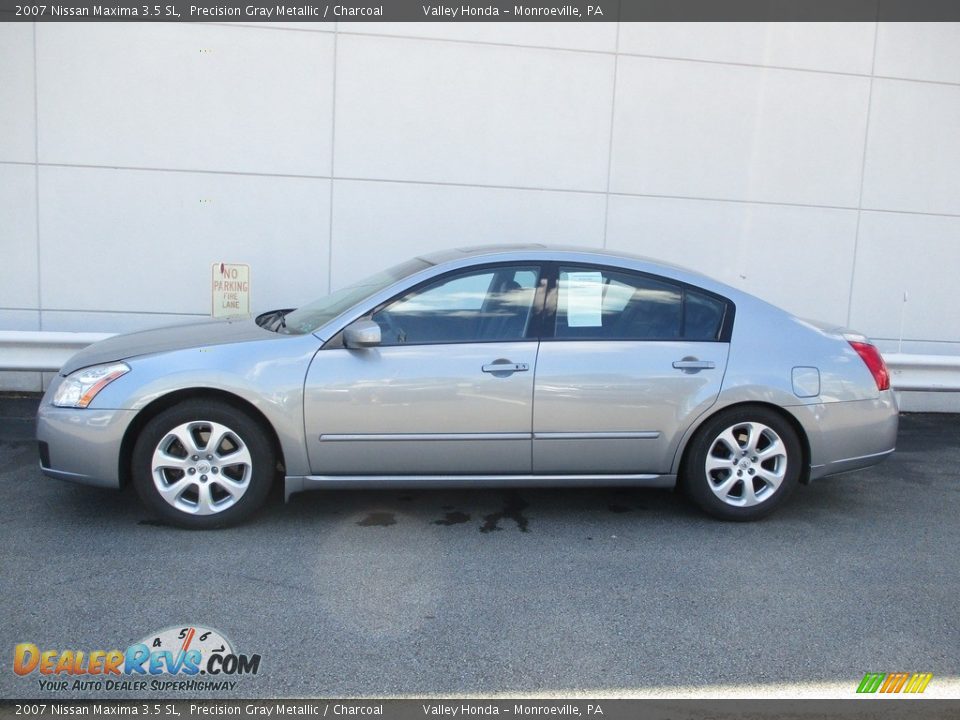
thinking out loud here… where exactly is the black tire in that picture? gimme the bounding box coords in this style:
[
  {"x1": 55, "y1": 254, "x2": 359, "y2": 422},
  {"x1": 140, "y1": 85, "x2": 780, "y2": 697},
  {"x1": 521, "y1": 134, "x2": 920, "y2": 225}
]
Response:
[
  {"x1": 132, "y1": 399, "x2": 275, "y2": 529},
  {"x1": 681, "y1": 405, "x2": 802, "y2": 521}
]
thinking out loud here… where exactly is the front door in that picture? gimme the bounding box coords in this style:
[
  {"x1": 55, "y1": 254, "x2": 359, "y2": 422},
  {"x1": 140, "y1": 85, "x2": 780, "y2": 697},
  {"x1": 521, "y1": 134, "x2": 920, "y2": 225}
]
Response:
[{"x1": 304, "y1": 264, "x2": 543, "y2": 475}]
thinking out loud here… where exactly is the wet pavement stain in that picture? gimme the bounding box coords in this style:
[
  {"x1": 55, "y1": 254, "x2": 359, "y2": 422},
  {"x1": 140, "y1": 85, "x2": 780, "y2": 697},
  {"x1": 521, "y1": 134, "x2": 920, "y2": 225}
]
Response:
[
  {"x1": 608, "y1": 504, "x2": 632, "y2": 514},
  {"x1": 356, "y1": 512, "x2": 396, "y2": 527},
  {"x1": 433, "y1": 511, "x2": 470, "y2": 526},
  {"x1": 480, "y1": 493, "x2": 530, "y2": 533},
  {"x1": 138, "y1": 519, "x2": 169, "y2": 528}
]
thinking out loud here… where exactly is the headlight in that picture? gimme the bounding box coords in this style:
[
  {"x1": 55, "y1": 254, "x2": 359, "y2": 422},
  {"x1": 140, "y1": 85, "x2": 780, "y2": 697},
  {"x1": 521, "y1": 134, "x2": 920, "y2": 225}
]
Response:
[{"x1": 52, "y1": 362, "x2": 130, "y2": 408}]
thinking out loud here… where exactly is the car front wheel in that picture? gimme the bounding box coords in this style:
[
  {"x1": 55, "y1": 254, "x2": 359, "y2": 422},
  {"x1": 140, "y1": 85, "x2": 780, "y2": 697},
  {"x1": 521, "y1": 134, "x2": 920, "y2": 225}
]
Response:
[
  {"x1": 682, "y1": 406, "x2": 802, "y2": 521},
  {"x1": 132, "y1": 400, "x2": 274, "y2": 529}
]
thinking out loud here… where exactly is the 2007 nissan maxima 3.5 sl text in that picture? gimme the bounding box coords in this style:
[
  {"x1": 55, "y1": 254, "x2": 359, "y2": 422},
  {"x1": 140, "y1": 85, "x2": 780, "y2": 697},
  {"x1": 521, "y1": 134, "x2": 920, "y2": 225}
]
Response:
[{"x1": 37, "y1": 246, "x2": 897, "y2": 528}]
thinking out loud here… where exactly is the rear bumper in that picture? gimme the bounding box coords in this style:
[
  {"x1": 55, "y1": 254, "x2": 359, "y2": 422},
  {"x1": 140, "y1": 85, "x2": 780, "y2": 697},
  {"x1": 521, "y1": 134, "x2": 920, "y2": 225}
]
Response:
[
  {"x1": 811, "y1": 446, "x2": 896, "y2": 479},
  {"x1": 36, "y1": 402, "x2": 136, "y2": 489},
  {"x1": 798, "y1": 391, "x2": 899, "y2": 481}
]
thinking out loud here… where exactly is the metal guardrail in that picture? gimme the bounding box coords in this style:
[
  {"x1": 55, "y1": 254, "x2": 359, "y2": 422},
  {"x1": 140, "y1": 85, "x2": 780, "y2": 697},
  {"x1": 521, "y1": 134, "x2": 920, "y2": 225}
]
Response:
[
  {"x1": 0, "y1": 331, "x2": 113, "y2": 372},
  {"x1": 886, "y1": 353, "x2": 960, "y2": 393},
  {"x1": 0, "y1": 331, "x2": 959, "y2": 393}
]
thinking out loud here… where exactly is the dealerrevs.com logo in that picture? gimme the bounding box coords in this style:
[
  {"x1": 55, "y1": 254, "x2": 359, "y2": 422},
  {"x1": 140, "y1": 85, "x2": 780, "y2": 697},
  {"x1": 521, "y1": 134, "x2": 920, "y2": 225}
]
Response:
[{"x1": 13, "y1": 625, "x2": 261, "y2": 693}]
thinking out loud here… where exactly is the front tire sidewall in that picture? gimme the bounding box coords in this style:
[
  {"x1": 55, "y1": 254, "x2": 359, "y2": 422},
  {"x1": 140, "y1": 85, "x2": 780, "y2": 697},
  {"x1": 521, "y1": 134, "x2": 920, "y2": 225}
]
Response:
[
  {"x1": 132, "y1": 400, "x2": 274, "y2": 529},
  {"x1": 683, "y1": 406, "x2": 802, "y2": 521}
]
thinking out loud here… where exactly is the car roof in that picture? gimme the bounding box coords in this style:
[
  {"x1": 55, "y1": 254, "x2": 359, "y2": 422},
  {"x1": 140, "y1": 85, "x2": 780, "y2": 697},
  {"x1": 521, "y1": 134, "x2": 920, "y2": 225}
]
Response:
[{"x1": 418, "y1": 243, "x2": 715, "y2": 285}]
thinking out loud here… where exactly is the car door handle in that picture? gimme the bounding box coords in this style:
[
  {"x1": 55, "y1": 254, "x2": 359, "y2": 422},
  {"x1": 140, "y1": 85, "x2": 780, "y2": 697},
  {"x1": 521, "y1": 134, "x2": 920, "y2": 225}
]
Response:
[
  {"x1": 672, "y1": 359, "x2": 715, "y2": 370},
  {"x1": 482, "y1": 361, "x2": 529, "y2": 375}
]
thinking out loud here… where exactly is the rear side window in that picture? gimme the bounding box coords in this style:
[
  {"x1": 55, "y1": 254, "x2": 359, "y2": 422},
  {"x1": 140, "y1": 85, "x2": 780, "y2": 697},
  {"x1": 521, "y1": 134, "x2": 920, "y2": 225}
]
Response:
[
  {"x1": 684, "y1": 290, "x2": 726, "y2": 341},
  {"x1": 555, "y1": 266, "x2": 726, "y2": 341}
]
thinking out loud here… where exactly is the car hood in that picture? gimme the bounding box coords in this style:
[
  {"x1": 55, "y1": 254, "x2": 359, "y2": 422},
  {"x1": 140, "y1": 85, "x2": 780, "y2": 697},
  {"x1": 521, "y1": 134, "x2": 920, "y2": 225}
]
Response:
[{"x1": 60, "y1": 318, "x2": 276, "y2": 375}]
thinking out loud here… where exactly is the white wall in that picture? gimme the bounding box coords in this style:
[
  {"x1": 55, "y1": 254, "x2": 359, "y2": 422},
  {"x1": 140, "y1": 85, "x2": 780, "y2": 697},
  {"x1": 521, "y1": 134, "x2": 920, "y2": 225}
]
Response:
[{"x1": 1, "y1": 21, "x2": 959, "y2": 404}]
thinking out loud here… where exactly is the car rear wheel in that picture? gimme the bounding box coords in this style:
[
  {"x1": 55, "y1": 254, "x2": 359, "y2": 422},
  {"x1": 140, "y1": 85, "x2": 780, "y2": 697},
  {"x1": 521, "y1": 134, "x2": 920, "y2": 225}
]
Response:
[
  {"x1": 132, "y1": 400, "x2": 274, "y2": 529},
  {"x1": 682, "y1": 406, "x2": 801, "y2": 521}
]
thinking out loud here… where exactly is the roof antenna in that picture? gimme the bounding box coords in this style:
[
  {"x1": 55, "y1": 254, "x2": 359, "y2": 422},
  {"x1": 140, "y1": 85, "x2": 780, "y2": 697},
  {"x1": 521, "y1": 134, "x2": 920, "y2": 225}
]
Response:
[{"x1": 898, "y1": 291, "x2": 908, "y2": 353}]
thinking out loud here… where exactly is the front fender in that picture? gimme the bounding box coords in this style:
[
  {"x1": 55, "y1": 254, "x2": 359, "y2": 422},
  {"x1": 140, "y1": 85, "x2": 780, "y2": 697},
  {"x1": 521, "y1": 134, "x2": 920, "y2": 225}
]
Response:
[{"x1": 85, "y1": 335, "x2": 322, "y2": 477}]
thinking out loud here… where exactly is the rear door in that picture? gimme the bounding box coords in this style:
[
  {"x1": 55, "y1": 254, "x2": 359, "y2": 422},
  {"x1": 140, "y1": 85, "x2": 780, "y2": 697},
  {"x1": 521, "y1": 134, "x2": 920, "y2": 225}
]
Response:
[{"x1": 532, "y1": 264, "x2": 731, "y2": 474}]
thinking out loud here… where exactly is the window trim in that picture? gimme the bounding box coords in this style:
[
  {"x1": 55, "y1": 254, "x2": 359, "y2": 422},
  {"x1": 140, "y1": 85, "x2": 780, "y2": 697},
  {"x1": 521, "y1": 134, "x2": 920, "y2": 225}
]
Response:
[
  {"x1": 324, "y1": 262, "x2": 548, "y2": 349},
  {"x1": 540, "y1": 262, "x2": 735, "y2": 343}
]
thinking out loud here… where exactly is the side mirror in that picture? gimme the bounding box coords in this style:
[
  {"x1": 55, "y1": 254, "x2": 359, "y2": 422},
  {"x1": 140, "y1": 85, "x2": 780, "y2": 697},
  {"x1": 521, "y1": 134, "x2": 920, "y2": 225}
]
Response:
[{"x1": 344, "y1": 319, "x2": 381, "y2": 349}]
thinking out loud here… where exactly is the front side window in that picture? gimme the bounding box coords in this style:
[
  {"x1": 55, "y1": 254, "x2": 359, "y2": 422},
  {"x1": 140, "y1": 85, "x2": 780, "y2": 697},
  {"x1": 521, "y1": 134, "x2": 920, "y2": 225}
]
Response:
[
  {"x1": 555, "y1": 266, "x2": 726, "y2": 341},
  {"x1": 372, "y1": 265, "x2": 540, "y2": 346}
]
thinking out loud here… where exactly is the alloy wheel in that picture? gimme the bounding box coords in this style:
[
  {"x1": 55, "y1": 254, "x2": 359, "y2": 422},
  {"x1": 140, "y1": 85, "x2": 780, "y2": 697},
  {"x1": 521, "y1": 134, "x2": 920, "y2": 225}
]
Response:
[
  {"x1": 704, "y1": 421, "x2": 787, "y2": 507},
  {"x1": 150, "y1": 421, "x2": 253, "y2": 516}
]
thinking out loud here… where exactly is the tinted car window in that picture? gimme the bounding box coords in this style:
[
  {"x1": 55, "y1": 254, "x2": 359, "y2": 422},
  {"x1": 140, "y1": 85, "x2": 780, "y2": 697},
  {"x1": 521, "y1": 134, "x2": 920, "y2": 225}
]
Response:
[
  {"x1": 684, "y1": 289, "x2": 726, "y2": 341},
  {"x1": 373, "y1": 266, "x2": 540, "y2": 346},
  {"x1": 555, "y1": 266, "x2": 725, "y2": 341}
]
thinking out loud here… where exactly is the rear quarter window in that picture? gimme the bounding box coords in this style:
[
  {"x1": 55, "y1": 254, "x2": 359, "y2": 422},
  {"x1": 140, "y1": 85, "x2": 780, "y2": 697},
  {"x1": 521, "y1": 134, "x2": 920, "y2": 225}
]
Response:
[
  {"x1": 555, "y1": 265, "x2": 728, "y2": 342},
  {"x1": 684, "y1": 290, "x2": 726, "y2": 341}
]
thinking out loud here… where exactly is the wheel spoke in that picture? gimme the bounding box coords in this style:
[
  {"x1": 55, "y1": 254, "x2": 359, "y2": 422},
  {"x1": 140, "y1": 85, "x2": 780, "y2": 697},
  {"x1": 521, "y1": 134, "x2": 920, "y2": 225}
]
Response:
[
  {"x1": 156, "y1": 476, "x2": 194, "y2": 503},
  {"x1": 744, "y1": 423, "x2": 762, "y2": 453},
  {"x1": 755, "y1": 467, "x2": 783, "y2": 491},
  {"x1": 756, "y1": 439, "x2": 784, "y2": 461},
  {"x1": 194, "y1": 482, "x2": 217, "y2": 515},
  {"x1": 203, "y1": 424, "x2": 230, "y2": 455},
  {"x1": 215, "y1": 476, "x2": 248, "y2": 500},
  {"x1": 740, "y1": 478, "x2": 758, "y2": 506},
  {"x1": 705, "y1": 454, "x2": 733, "y2": 473},
  {"x1": 152, "y1": 450, "x2": 191, "y2": 471},
  {"x1": 717, "y1": 428, "x2": 743, "y2": 457},
  {"x1": 711, "y1": 473, "x2": 738, "y2": 497},
  {"x1": 218, "y1": 445, "x2": 252, "y2": 469},
  {"x1": 170, "y1": 425, "x2": 203, "y2": 456}
]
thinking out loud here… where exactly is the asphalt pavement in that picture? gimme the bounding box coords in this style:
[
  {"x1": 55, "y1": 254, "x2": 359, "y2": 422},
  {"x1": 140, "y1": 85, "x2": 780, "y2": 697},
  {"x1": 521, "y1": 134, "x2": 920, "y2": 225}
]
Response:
[{"x1": 1, "y1": 395, "x2": 958, "y2": 700}]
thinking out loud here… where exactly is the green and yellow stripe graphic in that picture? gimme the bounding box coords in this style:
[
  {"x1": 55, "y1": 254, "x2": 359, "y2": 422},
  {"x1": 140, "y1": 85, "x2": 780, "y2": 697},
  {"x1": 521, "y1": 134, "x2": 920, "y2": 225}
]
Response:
[{"x1": 857, "y1": 672, "x2": 933, "y2": 694}]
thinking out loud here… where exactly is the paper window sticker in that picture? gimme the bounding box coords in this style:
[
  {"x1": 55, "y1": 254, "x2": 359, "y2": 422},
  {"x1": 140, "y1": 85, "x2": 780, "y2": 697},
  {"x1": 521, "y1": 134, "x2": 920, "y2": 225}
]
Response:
[{"x1": 565, "y1": 271, "x2": 604, "y2": 327}]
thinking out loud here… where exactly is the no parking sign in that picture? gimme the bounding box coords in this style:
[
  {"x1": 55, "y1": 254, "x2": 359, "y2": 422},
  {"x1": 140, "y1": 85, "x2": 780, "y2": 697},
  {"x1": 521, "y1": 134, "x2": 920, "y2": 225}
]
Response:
[{"x1": 211, "y1": 262, "x2": 250, "y2": 318}]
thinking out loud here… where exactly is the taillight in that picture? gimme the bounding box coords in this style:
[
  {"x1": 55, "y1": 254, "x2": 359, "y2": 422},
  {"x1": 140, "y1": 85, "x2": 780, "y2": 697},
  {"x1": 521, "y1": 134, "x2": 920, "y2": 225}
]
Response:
[{"x1": 847, "y1": 339, "x2": 890, "y2": 391}]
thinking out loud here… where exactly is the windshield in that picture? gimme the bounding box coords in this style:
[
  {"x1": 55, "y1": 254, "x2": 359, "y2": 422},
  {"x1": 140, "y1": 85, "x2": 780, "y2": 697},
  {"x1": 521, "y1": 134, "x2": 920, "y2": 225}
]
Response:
[{"x1": 280, "y1": 258, "x2": 433, "y2": 335}]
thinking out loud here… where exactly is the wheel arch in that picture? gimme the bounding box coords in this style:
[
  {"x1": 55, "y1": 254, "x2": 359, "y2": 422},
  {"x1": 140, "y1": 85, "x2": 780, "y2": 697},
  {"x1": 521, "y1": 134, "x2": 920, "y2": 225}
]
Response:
[
  {"x1": 118, "y1": 388, "x2": 286, "y2": 487},
  {"x1": 674, "y1": 401, "x2": 812, "y2": 486}
]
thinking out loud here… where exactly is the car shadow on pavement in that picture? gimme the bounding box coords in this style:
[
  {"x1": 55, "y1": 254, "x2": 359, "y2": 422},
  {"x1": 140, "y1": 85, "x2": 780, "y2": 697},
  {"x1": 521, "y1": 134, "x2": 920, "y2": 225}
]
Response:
[{"x1": 274, "y1": 484, "x2": 699, "y2": 535}]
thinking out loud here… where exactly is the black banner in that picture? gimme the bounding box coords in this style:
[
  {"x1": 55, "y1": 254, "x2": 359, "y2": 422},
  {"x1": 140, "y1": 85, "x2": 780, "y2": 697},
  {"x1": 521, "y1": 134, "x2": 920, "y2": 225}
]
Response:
[{"x1": 3, "y1": 0, "x2": 960, "y2": 23}]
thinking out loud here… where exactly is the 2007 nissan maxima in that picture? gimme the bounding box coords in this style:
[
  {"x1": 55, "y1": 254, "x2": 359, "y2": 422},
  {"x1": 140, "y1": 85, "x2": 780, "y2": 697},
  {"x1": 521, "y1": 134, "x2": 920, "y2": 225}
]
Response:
[{"x1": 37, "y1": 246, "x2": 897, "y2": 528}]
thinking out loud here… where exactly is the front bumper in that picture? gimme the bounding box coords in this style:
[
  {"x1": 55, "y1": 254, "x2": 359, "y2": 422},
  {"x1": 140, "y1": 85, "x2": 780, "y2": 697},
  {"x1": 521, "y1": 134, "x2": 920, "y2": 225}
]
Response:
[{"x1": 36, "y1": 402, "x2": 137, "y2": 489}]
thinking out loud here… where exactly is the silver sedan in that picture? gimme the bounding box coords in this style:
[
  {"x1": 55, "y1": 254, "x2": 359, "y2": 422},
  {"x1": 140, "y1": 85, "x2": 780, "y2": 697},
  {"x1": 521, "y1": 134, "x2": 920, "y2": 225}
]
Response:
[{"x1": 37, "y1": 246, "x2": 898, "y2": 528}]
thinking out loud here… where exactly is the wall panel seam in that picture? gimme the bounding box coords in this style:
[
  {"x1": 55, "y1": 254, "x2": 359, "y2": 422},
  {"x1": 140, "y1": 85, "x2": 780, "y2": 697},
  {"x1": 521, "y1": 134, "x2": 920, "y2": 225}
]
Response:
[
  {"x1": 601, "y1": 18, "x2": 620, "y2": 250},
  {"x1": 327, "y1": 26, "x2": 338, "y2": 294},
  {"x1": 846, "y1": 21, "x2": 880, "y2": 327},
  {"x1": 9, "y1": 159, "x2": 960, "y2": 221},
  {"x1": 32, "y1": 22, "x2": 42, "y2": 330},
  {"x1": 328, "y1": 30, "x2": 960, "y2": 88}
]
